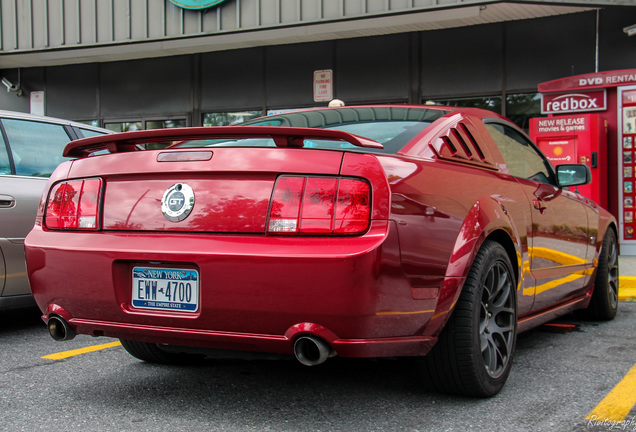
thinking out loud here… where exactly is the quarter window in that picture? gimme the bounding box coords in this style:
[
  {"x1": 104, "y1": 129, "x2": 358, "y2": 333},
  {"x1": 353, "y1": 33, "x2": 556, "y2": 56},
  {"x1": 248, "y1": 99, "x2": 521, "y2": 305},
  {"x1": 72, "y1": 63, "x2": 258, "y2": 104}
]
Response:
[
  {"x1": 78, "y1": 128, "x2": 106, "y2": 138},
  {"x1": 485, "y1": 122, "x2": 555, "y2": 185}
]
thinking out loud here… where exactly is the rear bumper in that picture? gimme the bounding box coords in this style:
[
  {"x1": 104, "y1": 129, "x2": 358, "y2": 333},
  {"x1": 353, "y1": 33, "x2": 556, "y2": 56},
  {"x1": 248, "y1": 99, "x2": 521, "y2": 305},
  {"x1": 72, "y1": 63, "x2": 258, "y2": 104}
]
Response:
[
  {"x1": 59, "y1": 316, "x2": 437, "y2": 358},
  {"x1": 25, "y1": 220, "x2": 445, "y2": 357}
]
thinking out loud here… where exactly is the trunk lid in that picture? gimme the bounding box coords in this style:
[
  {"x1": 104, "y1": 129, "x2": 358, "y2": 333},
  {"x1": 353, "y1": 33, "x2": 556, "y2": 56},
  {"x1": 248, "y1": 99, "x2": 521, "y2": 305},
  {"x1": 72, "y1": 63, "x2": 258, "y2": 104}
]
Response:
[{"x1": 68, "y1": 147, "x2": 347, "y2": 233}]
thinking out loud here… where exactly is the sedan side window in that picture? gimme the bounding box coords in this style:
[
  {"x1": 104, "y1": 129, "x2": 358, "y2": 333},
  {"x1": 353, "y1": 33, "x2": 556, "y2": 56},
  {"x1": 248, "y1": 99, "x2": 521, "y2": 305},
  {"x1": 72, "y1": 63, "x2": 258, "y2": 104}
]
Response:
[
  {"x1": 0, "y1": 130, "x2": 10, "y2": 174},
  {"x1": 2, "y1": 119, "x2": 72, "y2": 177},
  {"x1": 485, "y1": 122, "x2": 556, "y2": 185}
]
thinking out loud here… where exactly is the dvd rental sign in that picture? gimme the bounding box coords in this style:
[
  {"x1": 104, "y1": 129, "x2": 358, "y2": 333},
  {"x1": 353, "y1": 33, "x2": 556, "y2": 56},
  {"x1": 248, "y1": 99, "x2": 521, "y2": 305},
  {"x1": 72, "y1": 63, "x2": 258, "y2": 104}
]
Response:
[{"x1": 541, "y1": 90, "x2": 607, "y2": 114}]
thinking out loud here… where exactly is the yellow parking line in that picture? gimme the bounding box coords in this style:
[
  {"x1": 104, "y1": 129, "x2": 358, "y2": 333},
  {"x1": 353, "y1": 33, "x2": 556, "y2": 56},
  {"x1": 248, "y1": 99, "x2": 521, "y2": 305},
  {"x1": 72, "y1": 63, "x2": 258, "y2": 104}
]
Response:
[
  {"x1": 41, "y1": 341, "x2": 122, "y2": 360},
  {"x1": 620, "y1": 276, "x2": 636, "y2": 300},
  {"x1": 586, "y1": 363, "x2": 636, "y2": 423}
]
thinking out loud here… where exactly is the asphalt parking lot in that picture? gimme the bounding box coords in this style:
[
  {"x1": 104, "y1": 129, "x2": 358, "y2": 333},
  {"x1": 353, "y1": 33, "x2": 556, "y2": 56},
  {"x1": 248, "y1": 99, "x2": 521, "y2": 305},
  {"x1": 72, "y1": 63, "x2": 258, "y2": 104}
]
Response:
[{"x1": 1, "y1": 298, "x2": 635, "y2": 432}]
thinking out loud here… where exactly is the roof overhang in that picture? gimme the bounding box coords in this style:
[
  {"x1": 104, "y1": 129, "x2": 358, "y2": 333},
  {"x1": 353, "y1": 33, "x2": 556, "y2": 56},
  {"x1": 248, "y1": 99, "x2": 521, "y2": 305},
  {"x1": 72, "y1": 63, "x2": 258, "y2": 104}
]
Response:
[{"x1": 0, "y1": 2, "x2": 610, "y2": 68}]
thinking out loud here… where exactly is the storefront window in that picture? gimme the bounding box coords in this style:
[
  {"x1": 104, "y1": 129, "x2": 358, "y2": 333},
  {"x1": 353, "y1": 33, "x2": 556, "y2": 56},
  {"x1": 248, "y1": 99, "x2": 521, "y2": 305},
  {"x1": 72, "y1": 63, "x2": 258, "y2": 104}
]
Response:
[
  {"x1": 203, "y1": 111, "x2": 263, "y2": 126},
  {"x1": 428, "y1": 96, "x2": 503, "y2": 113},
  {"x1": 105, "y1": 121, "x2": 143, "y2": 133},
  {"x1": 146, "y1": 119, "x2": 187, "y2": 129},
  {"x1": 77, "y1": 120, "x2": 100, "y2": 127},
  {"x1": 505, "y1": 93, "x2": 542, "y2": 133},
  {"x1": 427, "y1": 94, "x2": 542, "y2": 133},
  {"x1": 104, "y1": 118, "x2": 187, "y2": 133},
  {"x1": 104, "y1": 118, "x2": 187, "y2": 148}
]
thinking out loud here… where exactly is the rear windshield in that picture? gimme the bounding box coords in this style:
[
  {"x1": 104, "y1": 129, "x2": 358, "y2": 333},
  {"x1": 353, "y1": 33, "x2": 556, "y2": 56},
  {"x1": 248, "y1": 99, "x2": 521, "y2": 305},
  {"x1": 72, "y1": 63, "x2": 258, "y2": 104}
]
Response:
[{"x1": 173, "y1": 107, "x2": 449, "y2": 154}]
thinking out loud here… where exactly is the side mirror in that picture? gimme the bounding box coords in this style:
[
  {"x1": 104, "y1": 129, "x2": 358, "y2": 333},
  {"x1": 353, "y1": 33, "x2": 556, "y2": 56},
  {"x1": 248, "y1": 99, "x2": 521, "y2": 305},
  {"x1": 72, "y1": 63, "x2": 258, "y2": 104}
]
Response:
[{"x1": 556, "y1": 164, "x2": 591, "y2": 187}]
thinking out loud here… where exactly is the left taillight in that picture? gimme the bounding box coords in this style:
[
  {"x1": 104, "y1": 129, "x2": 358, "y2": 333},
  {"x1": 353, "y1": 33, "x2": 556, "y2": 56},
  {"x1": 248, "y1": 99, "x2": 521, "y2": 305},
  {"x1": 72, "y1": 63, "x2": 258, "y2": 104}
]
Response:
[{"x1": 45, "y1": 178, "x2": 102, "y2": 230}]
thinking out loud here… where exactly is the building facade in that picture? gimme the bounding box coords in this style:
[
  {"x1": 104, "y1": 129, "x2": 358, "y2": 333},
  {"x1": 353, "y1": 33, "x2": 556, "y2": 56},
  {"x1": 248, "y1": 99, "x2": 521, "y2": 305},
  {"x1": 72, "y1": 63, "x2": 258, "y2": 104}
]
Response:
[{"x1": 1, "y1": 0, "x2": 635, "y2": 132}]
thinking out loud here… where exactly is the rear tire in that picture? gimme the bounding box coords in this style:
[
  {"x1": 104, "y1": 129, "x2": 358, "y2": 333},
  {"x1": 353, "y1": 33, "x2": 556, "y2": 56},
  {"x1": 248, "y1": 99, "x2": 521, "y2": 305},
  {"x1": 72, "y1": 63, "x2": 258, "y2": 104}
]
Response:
[
  {"x1": 420, "y1": 240, "x2": 517, "y2": 397},
  {"x1": 583, "y1": 229, "x2": 619, "y2": 321},
  {"x1": 120, "y1": 339, "x2": 204, "y2": 364}
]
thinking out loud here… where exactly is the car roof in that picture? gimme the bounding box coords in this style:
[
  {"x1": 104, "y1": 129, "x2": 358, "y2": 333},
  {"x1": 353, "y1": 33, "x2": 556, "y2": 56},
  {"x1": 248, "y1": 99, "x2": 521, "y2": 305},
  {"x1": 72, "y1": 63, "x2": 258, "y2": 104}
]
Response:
[{"x1": 0, "y1": 109, "x2": 110, "y2": 134}]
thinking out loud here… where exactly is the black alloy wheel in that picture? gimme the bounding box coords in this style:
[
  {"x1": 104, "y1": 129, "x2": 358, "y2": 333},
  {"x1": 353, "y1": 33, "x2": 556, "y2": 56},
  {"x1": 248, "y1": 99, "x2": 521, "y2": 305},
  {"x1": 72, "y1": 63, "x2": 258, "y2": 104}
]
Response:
[
  {"x1": 479, "y1": 258, "x2": 516, "y2": 379},
  {"x1": 420, "y1": 240, "x2": 517, "y2": 397}
]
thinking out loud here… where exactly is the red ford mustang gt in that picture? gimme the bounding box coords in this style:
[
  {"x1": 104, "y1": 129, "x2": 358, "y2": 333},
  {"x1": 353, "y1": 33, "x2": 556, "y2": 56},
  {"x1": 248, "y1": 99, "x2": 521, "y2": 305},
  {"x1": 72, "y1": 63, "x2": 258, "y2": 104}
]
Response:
[{"x1": 25, "y1": 105, "x2": 618, "y2": 397}]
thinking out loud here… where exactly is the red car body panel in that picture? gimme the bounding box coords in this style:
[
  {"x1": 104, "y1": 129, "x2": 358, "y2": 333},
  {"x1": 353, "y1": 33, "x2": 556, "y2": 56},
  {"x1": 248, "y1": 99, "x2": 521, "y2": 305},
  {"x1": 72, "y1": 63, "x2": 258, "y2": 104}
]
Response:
[{"x1": 25, "y1": 106, "x2": 615, "y2": 359}]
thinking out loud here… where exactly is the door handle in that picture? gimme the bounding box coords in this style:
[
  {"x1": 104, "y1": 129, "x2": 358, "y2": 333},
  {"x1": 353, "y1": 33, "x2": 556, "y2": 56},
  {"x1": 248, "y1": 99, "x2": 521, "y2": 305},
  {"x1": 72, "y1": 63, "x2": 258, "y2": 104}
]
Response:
[{"x1": 0, "y1": 195, "x2": 16, "y2": 208}]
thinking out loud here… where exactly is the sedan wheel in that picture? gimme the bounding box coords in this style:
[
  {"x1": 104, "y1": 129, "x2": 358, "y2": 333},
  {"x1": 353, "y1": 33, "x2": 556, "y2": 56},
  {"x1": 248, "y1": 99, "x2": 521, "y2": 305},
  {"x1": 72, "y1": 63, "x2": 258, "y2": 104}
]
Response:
[{"x1": 420, "y1": 240, "x2": 517, "y2": 397}]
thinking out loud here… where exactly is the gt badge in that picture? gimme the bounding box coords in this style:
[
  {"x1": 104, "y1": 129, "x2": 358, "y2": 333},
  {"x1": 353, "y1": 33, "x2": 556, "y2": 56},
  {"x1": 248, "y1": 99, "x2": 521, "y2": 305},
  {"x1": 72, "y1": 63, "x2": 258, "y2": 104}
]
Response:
[{"x1": 161, "y1": 183, "x2": 195, "y2": 222}]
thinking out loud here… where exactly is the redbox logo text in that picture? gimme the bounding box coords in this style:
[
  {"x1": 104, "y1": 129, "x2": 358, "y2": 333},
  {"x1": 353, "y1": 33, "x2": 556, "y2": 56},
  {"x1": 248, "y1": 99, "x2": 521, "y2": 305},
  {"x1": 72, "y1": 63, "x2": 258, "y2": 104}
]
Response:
[{"x1": 541, "y1": 91, "x2": 606, "y2": 114}]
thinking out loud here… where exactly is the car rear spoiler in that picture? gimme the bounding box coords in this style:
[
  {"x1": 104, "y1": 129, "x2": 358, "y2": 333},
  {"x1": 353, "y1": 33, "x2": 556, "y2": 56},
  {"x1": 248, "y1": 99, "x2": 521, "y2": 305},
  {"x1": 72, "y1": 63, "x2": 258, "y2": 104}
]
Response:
[{"x1": 63, "y1": 126, "x2": 384, "y2": 158}]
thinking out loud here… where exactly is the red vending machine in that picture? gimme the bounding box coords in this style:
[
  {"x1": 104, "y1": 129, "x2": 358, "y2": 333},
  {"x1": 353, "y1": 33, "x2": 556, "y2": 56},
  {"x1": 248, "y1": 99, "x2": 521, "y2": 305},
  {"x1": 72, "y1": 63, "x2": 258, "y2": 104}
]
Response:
[
  {"x1": 532, "y1": 69, "x2": 636, "y2": 254},
  {"x1": 530, "y1": 114, "x2": 608, "y2": 208}
]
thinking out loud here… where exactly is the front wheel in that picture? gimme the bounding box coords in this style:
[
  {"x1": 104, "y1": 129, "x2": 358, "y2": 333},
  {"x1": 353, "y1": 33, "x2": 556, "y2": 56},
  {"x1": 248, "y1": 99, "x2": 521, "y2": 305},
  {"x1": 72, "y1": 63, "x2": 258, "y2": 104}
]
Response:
[{"x1": 420, "y1": 240, "x2": 517, "y2": 397}]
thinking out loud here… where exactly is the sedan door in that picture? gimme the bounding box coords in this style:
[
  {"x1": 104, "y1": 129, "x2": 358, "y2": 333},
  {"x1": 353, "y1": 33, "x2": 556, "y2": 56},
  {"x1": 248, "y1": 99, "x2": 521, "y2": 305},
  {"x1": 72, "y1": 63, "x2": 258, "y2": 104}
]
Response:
[{"x1": 0, "y1": 118, "x2": 75, "y2": 299}]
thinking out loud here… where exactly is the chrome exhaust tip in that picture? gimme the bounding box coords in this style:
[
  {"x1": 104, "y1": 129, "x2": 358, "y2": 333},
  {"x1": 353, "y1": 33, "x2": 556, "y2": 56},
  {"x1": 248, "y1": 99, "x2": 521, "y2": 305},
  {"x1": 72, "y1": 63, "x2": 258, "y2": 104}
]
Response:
[
  {"x1": 47, "y1": 316, "x2": 76, "y2": 341},
  {"x1": 293, "y1": 335, "x2": 332, "y2": 366}
]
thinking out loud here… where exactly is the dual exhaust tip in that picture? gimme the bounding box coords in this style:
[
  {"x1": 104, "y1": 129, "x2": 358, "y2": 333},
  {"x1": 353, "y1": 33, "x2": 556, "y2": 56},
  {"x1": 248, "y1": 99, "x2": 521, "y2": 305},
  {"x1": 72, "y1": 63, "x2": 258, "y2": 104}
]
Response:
[
  {"x1": 47, "y1": 316, "x2": 76, "y2": 341},
  {"x1": 46, "y1": 316, "x2": 334, "y2": 366},
  {"x1": 293, "y1": 335, "x2": 334, "y2": 366}
]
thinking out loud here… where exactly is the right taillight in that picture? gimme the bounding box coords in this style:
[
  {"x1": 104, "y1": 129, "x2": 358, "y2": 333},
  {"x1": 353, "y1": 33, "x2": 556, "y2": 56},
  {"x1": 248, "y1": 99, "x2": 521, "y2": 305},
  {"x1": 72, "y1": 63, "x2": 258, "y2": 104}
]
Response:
[
  {"x1": 45, "y1": 178, "x2": 102, "y2": 230},
  {"x1": 267, "y1": 176, "x2": 370, "y2": 235}
]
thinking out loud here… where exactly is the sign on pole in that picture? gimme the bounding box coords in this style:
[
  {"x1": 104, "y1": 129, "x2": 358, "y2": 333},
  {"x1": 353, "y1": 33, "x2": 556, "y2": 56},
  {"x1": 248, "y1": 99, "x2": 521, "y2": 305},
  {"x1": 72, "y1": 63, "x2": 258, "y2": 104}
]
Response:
[{"x1": 314, "y1": 70, "x2": 333, "y2": 102}]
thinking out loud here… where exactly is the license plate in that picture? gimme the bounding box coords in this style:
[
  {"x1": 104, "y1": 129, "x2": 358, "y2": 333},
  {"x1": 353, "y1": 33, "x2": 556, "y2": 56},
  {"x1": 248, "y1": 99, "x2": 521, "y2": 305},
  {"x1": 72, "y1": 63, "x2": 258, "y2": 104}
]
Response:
[{"x1": 132, "y1": 266, "x2": 199, "y2": 312}]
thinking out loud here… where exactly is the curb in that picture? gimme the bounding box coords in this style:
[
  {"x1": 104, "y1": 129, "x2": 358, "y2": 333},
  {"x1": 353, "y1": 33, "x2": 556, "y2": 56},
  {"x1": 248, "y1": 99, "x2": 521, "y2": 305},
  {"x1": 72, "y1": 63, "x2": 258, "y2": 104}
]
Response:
[{"x1": 619, "y1": 277, "x2": 636, "y2": 301}]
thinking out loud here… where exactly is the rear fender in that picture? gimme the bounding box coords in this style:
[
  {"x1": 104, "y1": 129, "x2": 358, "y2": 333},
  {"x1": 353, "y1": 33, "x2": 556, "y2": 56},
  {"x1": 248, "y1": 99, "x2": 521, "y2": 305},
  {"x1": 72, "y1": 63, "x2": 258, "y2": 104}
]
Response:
[
  {"x1": 427, "y1": 196, "x2": 523, "y2": 337},
  {"x1": 446, "y1": 197, "x2": 521, "y2": 280}
]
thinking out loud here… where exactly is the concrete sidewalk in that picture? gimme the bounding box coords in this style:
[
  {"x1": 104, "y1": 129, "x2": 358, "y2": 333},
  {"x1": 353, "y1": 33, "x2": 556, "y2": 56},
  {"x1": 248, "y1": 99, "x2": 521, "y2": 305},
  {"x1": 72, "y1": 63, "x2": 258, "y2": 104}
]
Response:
[{"x1": 619, "y1": 256, "x2": 636, "y2": 300}]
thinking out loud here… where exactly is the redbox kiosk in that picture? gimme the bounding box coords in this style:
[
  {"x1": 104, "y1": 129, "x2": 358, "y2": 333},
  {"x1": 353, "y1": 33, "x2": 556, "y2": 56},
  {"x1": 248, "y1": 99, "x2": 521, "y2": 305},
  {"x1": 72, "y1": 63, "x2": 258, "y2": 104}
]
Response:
[
  {"x1": 531, "y1": 69, "x2": 636, "y2": 255},
  {"x1": 530, "y1": 114, "x2": 607, "y2": 208}
]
